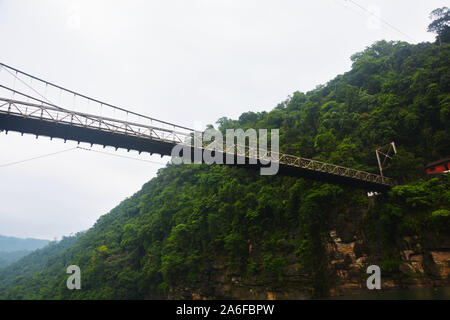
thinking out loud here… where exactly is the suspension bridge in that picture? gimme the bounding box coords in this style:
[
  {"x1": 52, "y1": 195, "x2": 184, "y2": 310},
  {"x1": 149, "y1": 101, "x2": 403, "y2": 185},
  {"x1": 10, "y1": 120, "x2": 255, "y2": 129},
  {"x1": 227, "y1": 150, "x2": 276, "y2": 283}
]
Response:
[{"x1": 0, "y1": 63, "x2": 395, "y2": 191}]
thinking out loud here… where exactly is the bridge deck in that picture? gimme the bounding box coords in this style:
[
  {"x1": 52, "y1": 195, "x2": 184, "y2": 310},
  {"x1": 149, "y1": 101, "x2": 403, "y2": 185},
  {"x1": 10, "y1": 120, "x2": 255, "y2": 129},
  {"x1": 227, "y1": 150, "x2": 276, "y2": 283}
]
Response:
[{"x1": 0, "y1": 98, "x2": 394, "y2": 192}]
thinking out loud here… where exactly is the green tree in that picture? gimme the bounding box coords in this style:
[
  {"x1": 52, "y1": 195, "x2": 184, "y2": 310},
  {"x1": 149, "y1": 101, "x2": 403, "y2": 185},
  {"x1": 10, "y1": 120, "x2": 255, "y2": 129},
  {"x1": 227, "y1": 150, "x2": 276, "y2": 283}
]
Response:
[{"x1": 428, "y1": 7, "x2": 450, "y2": 47}]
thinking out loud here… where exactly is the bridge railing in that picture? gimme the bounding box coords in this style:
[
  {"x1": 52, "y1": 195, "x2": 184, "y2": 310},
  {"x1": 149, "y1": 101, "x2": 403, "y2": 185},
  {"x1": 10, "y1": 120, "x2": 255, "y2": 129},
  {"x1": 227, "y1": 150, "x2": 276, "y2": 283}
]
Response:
[
  {"x1": 0, "y1": 97, "x2": 395, "y2": 187},
  {"x1": 0, "y1": 62, "x2": 395, "y2": 187},
  {"x1": 181, "y1": 132, "x2": 395, "y2": 186},
  {"x1": 0, "y1": 98, "x2": 193, "y2": 144},
  {"x1": 0, "y1": 63, "x2": 194, "y2": 137}
]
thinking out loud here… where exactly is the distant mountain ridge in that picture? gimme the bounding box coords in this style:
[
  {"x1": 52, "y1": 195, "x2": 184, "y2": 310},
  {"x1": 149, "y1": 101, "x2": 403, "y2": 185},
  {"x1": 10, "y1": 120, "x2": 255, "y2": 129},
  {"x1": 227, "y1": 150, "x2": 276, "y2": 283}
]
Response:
[{"x1": 0, "y1": 235, "x2": 50, "y2": 252}]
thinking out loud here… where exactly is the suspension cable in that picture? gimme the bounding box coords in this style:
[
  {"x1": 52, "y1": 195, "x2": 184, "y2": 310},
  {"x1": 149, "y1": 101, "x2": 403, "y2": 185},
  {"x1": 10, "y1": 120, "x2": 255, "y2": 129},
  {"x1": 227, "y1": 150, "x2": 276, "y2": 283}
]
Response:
[{"x1": 0, "y1": 62, "x2": 194, "y2": 131}]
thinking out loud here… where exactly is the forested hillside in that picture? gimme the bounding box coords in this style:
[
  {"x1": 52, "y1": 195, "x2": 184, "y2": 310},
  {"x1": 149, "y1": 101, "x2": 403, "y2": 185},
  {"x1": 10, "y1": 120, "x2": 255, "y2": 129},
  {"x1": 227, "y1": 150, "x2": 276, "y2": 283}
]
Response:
[
  {"x1": 0, "y1": 236, "x2": 78, "y2": 298},
  {"x1": 0, "y1": 36, "x2": 449, "y2": 299}
]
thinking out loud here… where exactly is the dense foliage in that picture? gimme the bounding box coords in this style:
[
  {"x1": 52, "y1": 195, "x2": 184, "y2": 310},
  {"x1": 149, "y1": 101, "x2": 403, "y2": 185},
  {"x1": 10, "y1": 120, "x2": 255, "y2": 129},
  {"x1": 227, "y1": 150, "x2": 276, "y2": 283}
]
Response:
[
  {"x1": 0, "y1": 236, "x2": 77, "y2": 298},
  {"x1": 363, "y1": 175, "x2": 450, "y2": 275},
  {"x1": 0, "y1": 33, "x2": 449, "y2": 299}
]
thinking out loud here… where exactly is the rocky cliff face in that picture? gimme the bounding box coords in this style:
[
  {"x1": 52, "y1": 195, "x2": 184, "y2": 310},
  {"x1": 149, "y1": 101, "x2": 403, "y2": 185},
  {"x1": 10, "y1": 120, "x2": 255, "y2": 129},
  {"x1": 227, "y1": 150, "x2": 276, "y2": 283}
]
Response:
[
  {"x1": 327, "y1": 231, "x2": 450, "y2": 297},
  {"x1": 165, "y1": 206, "x2": 450, "y2": 300}
]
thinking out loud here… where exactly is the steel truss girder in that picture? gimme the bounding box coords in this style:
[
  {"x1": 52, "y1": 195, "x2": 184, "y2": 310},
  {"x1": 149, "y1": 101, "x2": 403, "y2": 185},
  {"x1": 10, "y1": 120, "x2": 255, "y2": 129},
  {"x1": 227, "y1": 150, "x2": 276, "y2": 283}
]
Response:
[{"x1": 0, "y1": 98, "x2": 395, "y2": 187}]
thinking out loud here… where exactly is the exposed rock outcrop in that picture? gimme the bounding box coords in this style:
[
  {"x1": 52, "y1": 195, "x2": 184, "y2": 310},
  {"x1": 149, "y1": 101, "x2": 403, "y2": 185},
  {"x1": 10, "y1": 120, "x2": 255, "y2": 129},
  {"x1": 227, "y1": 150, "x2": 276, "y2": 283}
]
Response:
[{"x1": 165, "y1": 208, "x2": 449, "y2": 300}]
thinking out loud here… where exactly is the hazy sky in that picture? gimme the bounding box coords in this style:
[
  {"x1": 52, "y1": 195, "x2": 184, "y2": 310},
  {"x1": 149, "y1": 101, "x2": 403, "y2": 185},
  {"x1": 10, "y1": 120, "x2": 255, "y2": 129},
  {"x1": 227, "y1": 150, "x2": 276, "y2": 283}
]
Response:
[{"x1": 0, "y1": 0, "x2": 446, "y2": 239}]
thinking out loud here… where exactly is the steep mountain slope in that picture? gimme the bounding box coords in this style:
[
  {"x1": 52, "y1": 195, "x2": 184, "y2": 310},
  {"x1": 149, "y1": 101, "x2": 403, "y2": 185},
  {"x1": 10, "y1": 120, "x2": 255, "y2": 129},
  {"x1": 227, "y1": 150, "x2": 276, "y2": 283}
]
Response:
[{"x1": 0, "y1": 39, "x2": 449, "y2": 299}]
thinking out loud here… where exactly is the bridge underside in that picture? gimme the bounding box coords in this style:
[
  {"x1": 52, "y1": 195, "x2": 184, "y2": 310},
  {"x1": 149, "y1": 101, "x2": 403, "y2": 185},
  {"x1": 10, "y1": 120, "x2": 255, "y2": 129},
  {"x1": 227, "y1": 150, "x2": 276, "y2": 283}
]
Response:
[{"x1": 0, "y1": 113, "x2": 391, "y2": 192}]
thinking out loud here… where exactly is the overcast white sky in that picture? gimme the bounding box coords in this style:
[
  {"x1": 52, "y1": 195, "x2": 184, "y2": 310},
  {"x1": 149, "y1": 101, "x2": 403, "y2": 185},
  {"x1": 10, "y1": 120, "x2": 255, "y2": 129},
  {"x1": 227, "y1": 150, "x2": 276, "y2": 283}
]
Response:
[{"x1": 0, "y1": 0, "x2": 446, "y2": 240}]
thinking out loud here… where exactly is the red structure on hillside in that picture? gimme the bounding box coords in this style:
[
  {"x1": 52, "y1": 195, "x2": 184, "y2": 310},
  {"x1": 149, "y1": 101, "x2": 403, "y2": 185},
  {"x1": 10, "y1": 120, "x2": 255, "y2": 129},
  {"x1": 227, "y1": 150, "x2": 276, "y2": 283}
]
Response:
[{"x1": 425, "y1": 158, "x2": 450, "y2": 174}]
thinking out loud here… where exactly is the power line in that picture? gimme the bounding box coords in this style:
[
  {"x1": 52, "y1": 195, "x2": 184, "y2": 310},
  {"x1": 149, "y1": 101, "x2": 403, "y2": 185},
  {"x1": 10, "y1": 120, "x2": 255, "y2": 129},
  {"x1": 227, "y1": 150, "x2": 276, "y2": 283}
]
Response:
[
  {"x1": 76, "y1": 146, "x2": 167, "y2": 166},
  {"x1": 0, "y1": 145, "x2": 168, "y2": 168},
  {"x1": 343, "y1": 0, "x2": 416, "y2": 42},
  {"x1": 0, "y1": 147, "x2": 77, "y2": 168}
]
